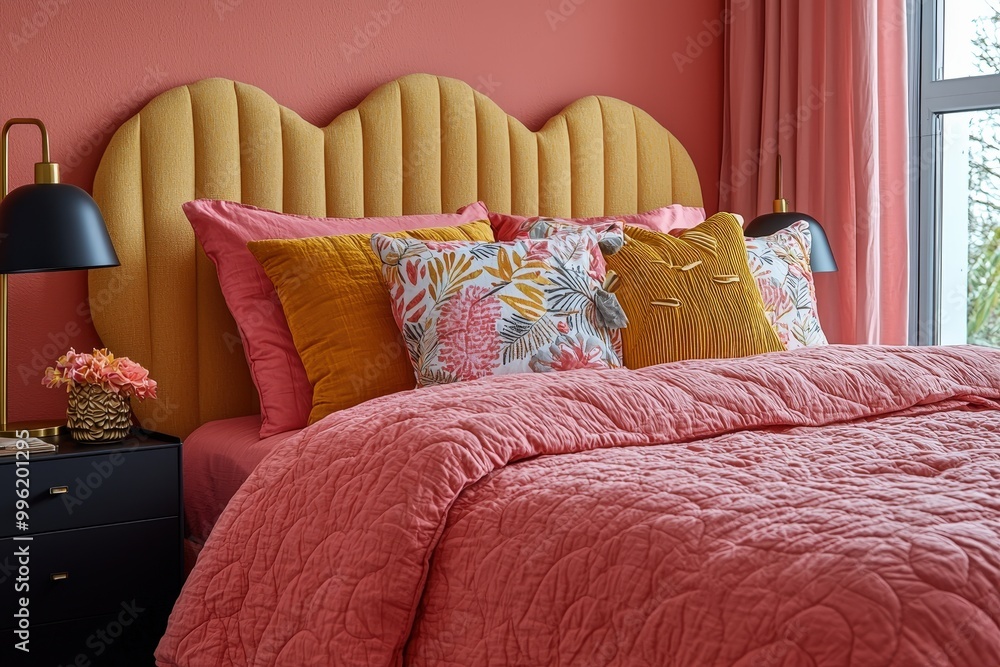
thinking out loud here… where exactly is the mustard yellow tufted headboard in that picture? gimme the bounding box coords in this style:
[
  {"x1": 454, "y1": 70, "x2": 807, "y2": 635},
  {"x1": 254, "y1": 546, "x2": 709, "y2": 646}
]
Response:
[{"x1": 90, "y1": 74, "x2": 703, "y2": 437}]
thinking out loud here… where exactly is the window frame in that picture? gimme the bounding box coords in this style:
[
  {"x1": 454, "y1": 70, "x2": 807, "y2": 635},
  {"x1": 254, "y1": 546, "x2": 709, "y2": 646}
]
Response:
[{"x1": 912, "y1": 0, "x2": 1000, "y2": 344}]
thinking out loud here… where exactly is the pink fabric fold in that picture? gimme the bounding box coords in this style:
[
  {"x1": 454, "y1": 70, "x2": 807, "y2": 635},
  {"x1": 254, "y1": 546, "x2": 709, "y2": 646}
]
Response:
[
  {"x1": 183, "y1": 199, "x2": 491, "y2": 436},
  {"x1": 721, "y1": 0, "x2": 909, "y2": 344}
]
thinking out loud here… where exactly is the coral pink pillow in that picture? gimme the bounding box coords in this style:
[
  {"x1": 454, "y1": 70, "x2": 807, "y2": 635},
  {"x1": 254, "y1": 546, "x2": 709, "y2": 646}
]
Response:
[
  {"x1": 184, "y1": 199, "x2": 490, "y2": 437},
  {"x1": 488, "y1": 204, "x2": 706, "y2": 241}
]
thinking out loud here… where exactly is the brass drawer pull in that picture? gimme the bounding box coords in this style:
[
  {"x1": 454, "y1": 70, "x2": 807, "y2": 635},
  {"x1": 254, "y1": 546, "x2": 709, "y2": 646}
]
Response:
[
  {"x1": 49, "y1": 486, "x2": 69, "y2": 495},
  {"x1": 50, "y1": 572, "x2": 69, "y2": 582}
]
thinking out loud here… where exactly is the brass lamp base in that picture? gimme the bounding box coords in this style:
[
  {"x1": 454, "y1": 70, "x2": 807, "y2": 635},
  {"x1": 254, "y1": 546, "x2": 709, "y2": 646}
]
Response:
[{"x1": 0, "y1": 420, "x2": 65, "y2": 439}]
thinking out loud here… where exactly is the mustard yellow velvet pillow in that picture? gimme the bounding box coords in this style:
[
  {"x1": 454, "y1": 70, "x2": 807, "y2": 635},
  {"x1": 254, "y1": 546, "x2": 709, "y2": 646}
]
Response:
[
  {"x1": 248, "y1": 220, "x2": 493, "y2": 424},
  {"x1": 606, "y1": 213, "x2": 784, "y2": 367}
]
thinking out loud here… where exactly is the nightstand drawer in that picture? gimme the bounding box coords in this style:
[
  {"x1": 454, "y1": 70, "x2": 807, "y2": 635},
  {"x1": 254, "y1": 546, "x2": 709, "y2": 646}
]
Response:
[
  {"x1": 1, "y1": 606, "x2": 170, "y2": 666},
  {"x1": 0, "y1": 447, "x2": 179, "y2": 537},
  {"x1": 0, "y1": 518, "x2": 181, "y2": 629}
]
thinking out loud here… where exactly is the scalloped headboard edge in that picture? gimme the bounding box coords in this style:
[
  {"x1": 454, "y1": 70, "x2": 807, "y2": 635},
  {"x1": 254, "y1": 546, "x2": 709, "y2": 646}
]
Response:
[{"x1": 90, "y1": 73, "x2": 703, "y2": 437}]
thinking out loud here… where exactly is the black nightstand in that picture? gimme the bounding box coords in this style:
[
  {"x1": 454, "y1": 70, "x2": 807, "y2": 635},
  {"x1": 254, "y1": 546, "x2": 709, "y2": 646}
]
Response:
[{"x1": 0, "y1": 429, "x2": 182, "y2": 666}]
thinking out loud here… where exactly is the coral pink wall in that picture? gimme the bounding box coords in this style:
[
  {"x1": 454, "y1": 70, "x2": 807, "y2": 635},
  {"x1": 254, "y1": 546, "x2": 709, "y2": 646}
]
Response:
[{"x1": 2, "y1": 0, "x2": 725, "y2": 421}]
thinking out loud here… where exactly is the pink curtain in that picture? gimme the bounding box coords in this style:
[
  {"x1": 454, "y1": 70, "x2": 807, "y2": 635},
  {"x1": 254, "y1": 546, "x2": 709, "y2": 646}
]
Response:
[{"x1": 720, "y1": 0, "x2": 909, "y2": 345}]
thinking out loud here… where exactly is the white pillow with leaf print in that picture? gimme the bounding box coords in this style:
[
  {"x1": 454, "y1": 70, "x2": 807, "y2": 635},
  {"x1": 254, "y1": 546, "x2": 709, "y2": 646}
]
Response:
[
  {"x1": 745, "y1": 220, "x2": 829, "y2": 349},
  {"x1": 507, "y1": 217, "x2": 626, "y2": 279},
  {"x1": 371, "y1": 231, "x2": 625, "y2": 387}
]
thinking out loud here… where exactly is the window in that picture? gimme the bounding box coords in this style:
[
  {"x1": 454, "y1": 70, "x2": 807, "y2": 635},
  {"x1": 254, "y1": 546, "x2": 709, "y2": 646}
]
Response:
[
  {"x1": 940, "y1": 0, "x2": 1000, "y2": 79},
  {"x1": 914, "y1": 0, "x2": 1000, "y2": 346}
]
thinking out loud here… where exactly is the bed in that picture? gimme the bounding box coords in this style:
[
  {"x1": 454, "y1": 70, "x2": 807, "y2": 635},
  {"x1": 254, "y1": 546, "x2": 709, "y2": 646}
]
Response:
[
  {"x1": 88, "y1": 75, "x2": 1000, "y2": 666},
  {"x1": 90, "y1": 73, "x2": 703, "y2": 556},
  {"x1": 181, "y1": 416, "x2": 297, "y2": 547}
]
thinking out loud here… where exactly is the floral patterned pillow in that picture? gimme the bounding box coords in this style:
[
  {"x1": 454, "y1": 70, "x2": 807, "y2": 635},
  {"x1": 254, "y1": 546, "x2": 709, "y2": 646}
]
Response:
[
  {"x1": 371, "y1": 231, "x2": 626, "y2": 387},
  {"x1": 503, "y1": 216, "x2": 626, "y2": 279},
  {"x1": 745, "y1": 221, "x2": 829, "y2": 349}
]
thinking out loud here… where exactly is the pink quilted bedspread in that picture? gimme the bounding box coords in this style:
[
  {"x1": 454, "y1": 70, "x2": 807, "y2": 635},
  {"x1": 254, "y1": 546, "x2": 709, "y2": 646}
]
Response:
[{"x1": 157, "y1": 346, "x2": 1000, "y2": 666}]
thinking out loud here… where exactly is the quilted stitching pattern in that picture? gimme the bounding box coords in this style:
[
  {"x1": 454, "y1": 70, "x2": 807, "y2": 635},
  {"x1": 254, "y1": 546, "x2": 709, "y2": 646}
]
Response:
[{"x1": 157, "y1": 345, "x2": 1000, "y2": 666}]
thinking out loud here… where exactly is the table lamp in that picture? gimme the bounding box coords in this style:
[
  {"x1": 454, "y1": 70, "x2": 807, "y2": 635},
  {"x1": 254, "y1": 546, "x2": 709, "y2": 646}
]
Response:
[
  {"x1": 744, "y1": 155, "x2": 839, "y2": 273},
  {"x1": 0, "y1": 118, "x2": 120, "y2": 438}
]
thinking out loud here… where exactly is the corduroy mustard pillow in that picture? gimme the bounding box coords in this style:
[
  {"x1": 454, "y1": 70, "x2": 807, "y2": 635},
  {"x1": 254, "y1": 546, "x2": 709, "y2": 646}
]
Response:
[
  {"x1": 248, "y1": 220, "x2": 494, "y2": 424},
  {"x1": 606, "y1": 213, "x2": 785, "y2": 367}
]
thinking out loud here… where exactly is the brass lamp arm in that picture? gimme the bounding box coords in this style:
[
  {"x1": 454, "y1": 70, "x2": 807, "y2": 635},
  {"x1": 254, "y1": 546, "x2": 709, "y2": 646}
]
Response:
[
  {"x1": 0, "y1": 117, "x2": 57, "y2": 435},
  {"x1": 2, "y1": 118, "x2": 53, "y2": 198}
]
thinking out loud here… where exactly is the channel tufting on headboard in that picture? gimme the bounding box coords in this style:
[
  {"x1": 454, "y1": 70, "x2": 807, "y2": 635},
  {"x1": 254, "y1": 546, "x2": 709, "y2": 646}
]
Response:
[{"x1": 90, "y1": 74, "x2": 703, "y2": 437}]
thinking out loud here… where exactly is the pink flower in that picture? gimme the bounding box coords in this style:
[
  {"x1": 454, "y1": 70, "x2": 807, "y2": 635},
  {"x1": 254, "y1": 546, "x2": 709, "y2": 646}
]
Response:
[
  {"x1": 102, "y1": 368, "x2": 129, "y2": 395},
  {"x1": 59, "y1": 349, "x2": 79, "y2": 368},
  {"x1": 71, "y1": 366, "x2": 98, "y2": 386},
  {"x1": 529, "y1": 334, "x2": 612, "y2": 373},
  {"x1": 91, "y1": 348, "x2": 115, "y2": 367},
  {"x1": 41, "y1": 348, "x2": 157, "y2": 400},
  {"x1": 116, "y1": 357, "x2": 157, "y2": 399},
  {"x1": 437, "y1": 286, "x2": 502, "y2": 382},
  {"x1": 42, "y1": 366, "x2": 63, "y2": 389}
]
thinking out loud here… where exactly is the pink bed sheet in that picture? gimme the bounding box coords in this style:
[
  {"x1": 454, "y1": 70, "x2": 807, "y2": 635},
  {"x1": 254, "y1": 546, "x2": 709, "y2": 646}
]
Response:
[
  {"x1": 160, "y1": 345, "x2": 1000, "y2": 666},
  {"x1": 183, "y1": 415, "x2": 299, "y2": 545}
]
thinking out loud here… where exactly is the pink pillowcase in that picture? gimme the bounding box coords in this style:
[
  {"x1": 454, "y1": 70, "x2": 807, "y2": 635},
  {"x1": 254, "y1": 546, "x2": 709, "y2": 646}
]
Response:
[
  {"x1": 184, "y1": 199, "x2": 490, "y2": 437},
  {"x1": 488, "y1": 204, "x2": 706, "y2": 241}
]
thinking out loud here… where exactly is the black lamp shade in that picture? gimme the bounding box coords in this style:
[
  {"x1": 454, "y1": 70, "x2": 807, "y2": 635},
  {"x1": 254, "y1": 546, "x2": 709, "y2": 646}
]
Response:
[
  {"x1": 0, "y1": 182, "x2": 119, "y2": 273},
  {"x1": 744, "y1": 212, "x2": 839, "y2": 273}
]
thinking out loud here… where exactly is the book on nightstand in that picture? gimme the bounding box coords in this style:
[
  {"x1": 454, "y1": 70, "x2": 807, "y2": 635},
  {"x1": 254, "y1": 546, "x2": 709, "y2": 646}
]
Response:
[{"x1": 0, "y1": 437, "x2": 56, "y2": 455}]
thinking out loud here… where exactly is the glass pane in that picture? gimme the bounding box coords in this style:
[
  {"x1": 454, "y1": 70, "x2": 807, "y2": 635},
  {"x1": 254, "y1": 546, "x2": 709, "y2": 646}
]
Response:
[
  {"x1": 941, "y1": 0, "x2": 1000, "y2": 79},
  {"x1": 938, "y1": 109, "x2": 1000, "y2": 347}
]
